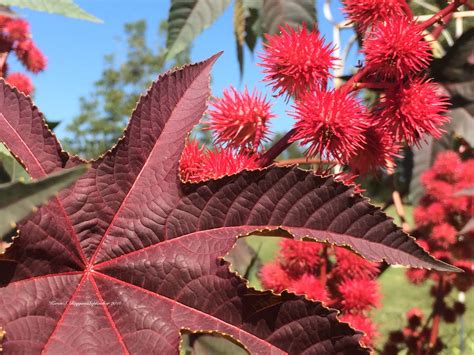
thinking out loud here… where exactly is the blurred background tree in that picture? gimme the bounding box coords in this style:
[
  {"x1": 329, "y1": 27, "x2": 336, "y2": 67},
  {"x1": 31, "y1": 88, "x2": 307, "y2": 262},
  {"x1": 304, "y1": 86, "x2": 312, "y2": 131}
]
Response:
[{"x1": 64, "y1": 20, "x2": 189, "y2": 159}]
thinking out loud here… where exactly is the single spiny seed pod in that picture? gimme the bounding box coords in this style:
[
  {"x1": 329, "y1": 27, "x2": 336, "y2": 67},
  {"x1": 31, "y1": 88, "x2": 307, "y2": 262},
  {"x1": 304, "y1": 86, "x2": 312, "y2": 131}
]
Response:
[
  {"x1": 406, "y1": 308, "x2": 423, "y2": 329},
  {"x1": 453, "y1": 301, "x2": 466, "y2": 315},
  {"x1": 342, "y1": 0, "x2": 408, "y2": 32},
  {"x1": 259, "y1": 262, "x2": 290, "y2": 293},
  {"x1": 201, "y1": 147, "x2": 259, "y2": 180},
  {"x1": 290, "y1": 89, "x2": 369, "y2": 162},
  {"x1": 383, "y1": 342, "x2": 399, "y2": 355},
  {"x1": 348, "y1": 125, "x2": 400, "y2": 175},
  {"x1": 377, "y1": 77, "x2": 449, "y2": 146},
  {"x1": 206, "y1": 86, "x2": 274, "y2": 150},
  {"x1": 388, "y1": 330, "x2": 405, "y2": 344},
  {"x1": 340, "y1": 314, "x2": 378, "y2": 348},
  {"x1": 5, "y1": 72, "x2": 33, "y2": 95},
  {"x1": 442, "y1": 307, "x2": 457, "y2": 323},
  {"x1": 363, "y1": 17, "x2": 432, "y2": 79},
  {"x1": 179, "y1": 139, "x2": 205, "y2": 182},
  {"x1": 333, "y1": 247, "x2": 380, "y2": 280},
  {"x1": 15, "y1": 39, "x2": 47, "y2": 73},
  {"x1": 3, "y1": 18, "x2": 30, "y2": 42},
  {"x1": 338, "y1": 278, "x2": 380, "y2": 312},
  {"x1": 259, "y1": 24, "x2": 336, "y2": 99},
  {"x1": 288, "y1": 273, "x2": 329, "y2": 303},
  {"x1": 453, "y1": 260, "x2": 473, "y2": 291}
]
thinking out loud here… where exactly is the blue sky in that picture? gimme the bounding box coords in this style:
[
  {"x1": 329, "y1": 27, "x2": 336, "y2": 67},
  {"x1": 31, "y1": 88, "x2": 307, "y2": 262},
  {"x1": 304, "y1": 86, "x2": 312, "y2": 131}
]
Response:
[{"x1": 9, "y1": 0, "x2": 358, "y2": 140}]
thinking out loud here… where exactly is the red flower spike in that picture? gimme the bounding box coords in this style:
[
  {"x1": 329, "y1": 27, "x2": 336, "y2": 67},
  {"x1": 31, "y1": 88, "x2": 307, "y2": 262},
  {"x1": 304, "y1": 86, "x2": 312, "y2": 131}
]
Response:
[
  {"x1": 259, "y1": 262, "x2": 291, "y2": 293},
  {"x1": 3, "y1": 19, "x2": 30, "y2": 42},
  {"x1": 206, "y1": 86, "x2": 275, "y2": 149},
  {"x1": 290, "y1": 89, "x2": 369, "y2": 162},
  {"x1": 333, "y1": 247, "x2": 380, "y2": 280},
  {"x1": 5, "y1": 72, "x2": 33, "y2": 95},
  {"x1": 15, "y1": 39, "x2": 47, "y2": 73},
  {"x1": 339, "y1": 278, "x2": 380, "y2": 312},
  {"x1": 378, "y1": 77, "x2": 449, "y2": 145},
  {"x1": 259, "y1": 24, "x2": 336, "y2": 99},
  {"x1": 340, "y1": 314, "x2": 378, "y2": 348},
  {"x1": 349, "y1": 126, "x2": 399, "y2": 175},
  {"x1": 363, "y1": 17, "x2": 432, "y2": 79},
  {"x1": 289, "y1": 274, "x2": 329, "y2": 302},
  {"x1": 280, "y1": 239, "x2": 323, "y2": 275},
  {"x1": 342, "y1": 0, "x2": 408, "y2": 32}
]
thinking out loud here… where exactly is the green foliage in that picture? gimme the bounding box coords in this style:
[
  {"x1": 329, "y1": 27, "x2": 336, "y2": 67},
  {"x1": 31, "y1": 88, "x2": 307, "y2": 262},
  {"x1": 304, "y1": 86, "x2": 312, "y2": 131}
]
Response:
[
  {"x1": 165, "y1": 0, "x2": 316, "y2": 76},
  {"x1": 0, "y1": 165, "x2": 87, "y2": 239},
  {"x1": 0, "y1": 0, "x2": 101, "y2": 22},
  {"x1": 65, "y1": 20, "x2": 190, "y2": 159},
  {"x1": 166, "y1": 0, "x2": 231, "y2": 60},
  {"x1": 0, "y1": 143, "x2": 29, "y2": 183}
]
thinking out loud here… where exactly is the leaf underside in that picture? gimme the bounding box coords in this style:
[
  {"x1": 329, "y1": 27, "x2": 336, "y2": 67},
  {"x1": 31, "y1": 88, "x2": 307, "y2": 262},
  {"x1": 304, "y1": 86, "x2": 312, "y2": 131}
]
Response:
[
  {"x1": 166, "y1": 0, "x2": 231, "y2": 60},
  {"x1": 261, "y1": 0, "x2": 316, "y2": 35},
  {"x1": 0, "y1": 54, "x2": 455, "y2": 354},
  {"x1": 0, "y1": 0, "x2": 102, "y2": 22}
]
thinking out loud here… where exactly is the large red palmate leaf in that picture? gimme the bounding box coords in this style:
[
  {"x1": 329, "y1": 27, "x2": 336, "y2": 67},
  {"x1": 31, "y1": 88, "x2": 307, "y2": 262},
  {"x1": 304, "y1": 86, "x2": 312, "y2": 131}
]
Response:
[{"x1": 0, "y1": 53, "x2": 456, "y2": 354}]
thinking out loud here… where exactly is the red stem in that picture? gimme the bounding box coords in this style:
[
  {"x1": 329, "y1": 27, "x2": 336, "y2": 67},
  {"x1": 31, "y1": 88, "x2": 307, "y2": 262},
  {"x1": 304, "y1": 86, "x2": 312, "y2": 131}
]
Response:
[
  {"x1": 257, "y1": 128, "x2": 297, "y2": 167},
  {"x1": 419, "y1": 0, "x2": 467, "y2": 30},
  {"x1": 352, "y1": 82, "x2": 396, "y2": 90},
  {"x1": 426, "y1": 277, "x2": 444, "y2": 354},
  {"x1": 430, "y1": 12, "x2": 454, "y2": 40}
]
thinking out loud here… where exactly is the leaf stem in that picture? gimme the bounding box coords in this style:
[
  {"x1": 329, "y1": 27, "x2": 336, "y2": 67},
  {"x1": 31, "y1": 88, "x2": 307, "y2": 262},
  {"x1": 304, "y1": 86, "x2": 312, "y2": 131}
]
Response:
[
  {"x1": 258, "y1": 128, "x2": 297, "y2": 167},
  {"x1": 426, "y1": 276, "x2": 444, "y2": 354},
  {"x1": 430, "y1": 12, "x2": 454, "y2": 40},
  {"x1": 419, "y1": 0, "x2": 467, "y2": 31}
]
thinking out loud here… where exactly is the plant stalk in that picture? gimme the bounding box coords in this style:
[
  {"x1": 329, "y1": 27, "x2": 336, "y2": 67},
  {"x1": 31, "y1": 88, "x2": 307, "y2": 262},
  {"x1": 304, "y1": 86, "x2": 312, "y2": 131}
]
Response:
[{"x1": 419, "y1": 0, "x2": 467, "y2": 30}]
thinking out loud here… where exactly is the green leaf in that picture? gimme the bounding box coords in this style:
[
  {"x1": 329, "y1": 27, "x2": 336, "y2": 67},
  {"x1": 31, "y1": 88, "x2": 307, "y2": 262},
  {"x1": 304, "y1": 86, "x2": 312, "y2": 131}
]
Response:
[
  {"x1": 0, "y1": 165, "x2": 88, "y2": 238},
  {"x1": 166, "y1": 0, "x2": 231, "y2": 60},
  {"x1": 0, "y1": 0, "x2": 102, "y2": 23},
  {"x1": 261, "y1": 0, "x2": 316, "y2": 35},
  {"x1": 0, "y1": 143, "x2": 29, "y2": 182}
]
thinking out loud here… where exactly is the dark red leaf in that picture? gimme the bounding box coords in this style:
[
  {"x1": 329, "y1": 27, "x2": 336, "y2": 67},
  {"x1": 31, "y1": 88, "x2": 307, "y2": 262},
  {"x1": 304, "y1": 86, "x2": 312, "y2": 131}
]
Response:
[{"x1": 0, "y1": 53, "x2": 454, "y2": 354}]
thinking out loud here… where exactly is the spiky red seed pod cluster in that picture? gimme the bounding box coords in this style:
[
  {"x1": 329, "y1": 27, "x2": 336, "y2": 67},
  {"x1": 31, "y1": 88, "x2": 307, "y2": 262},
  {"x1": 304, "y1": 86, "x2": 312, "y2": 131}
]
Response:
[
  {"x1": 383, "y1": 151, "x2": 473, "y2": 354},
  {"x1": 259, "y1": 25, "x2": 336, "y2": 99},
  {"x1": 410, "y1": 151, "x2": 473, "y2": 285},
  {"x1": 255, "y1": 5, "x2": 450, "y2": 172},
  {"x1": 206, "y1": 86, "x2": 275, "y2": 150},
  {"x1": 0, "y1": 15, "x2": 47, "y2": 94},
  {"x1": 260, "y1": 240, "x2": 381, "y2": 347}
]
